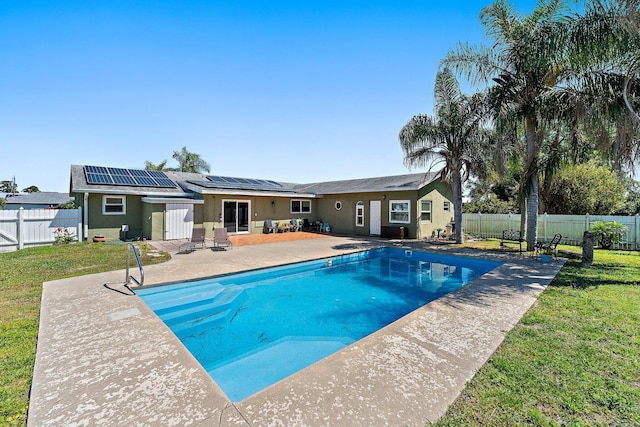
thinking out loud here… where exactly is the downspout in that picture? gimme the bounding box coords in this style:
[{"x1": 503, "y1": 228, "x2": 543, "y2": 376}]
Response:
[{"x1": 84, "y1": 192, "x2": 89, "y2": 241}]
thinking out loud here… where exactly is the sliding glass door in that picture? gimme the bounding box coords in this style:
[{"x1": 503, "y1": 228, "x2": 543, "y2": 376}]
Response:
[{"x1": 223, "y1": 200, "x2": 250, "y2": 233}]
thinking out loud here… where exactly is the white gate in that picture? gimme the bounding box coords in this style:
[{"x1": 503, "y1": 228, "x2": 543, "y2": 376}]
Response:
[
  {"x1": 165, "y1": 203, "x2": 194, "y2": 240},
  {"x1": 370, "y1": 200, "x2": 381, "y2": 235}
]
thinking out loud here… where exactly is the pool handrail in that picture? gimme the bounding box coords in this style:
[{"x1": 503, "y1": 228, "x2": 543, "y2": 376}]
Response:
[{"x1": 126, "y1": 243, "x2": 144, "y2": 287}]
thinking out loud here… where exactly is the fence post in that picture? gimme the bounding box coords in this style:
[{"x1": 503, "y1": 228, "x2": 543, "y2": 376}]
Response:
[
  {"x1": 77, "y1": 207, "x2": 83, "y2": 242},
  {"x1": 478, "y1": 213, "x2": 482, "y2": 238},
  {"x1": 585, "y1": 213, "x2": 590, "y2": 235},
  {"x1": 18, "y1": 207, "x2": 24, "y2": 250},
  {"x1": 633, "y1": 214, "x2": 640, "y2": 250},
  {"x1": 543, "y1": 212, "x2": 548, "y2": 241}
]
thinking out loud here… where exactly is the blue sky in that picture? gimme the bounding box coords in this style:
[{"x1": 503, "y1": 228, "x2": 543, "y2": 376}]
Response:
[{"x1": 1, "y1": 0, "x2": 538, "y2": 192}]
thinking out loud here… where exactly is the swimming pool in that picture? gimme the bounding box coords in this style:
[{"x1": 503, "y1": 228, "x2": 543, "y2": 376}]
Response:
[{"x1": 137, "y1": 248, "x2": 502, "y2": 401}]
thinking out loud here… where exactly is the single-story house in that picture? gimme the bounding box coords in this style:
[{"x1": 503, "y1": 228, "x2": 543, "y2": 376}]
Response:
[
  {"x1": 4, "y1": 192, "x2": 74, "y2": 210},
  {"x1": 69, "y1": 165, "x2": 455, "y2": 241}
]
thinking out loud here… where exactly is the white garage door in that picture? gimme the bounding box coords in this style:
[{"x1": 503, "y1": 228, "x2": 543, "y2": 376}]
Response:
[{"x1": 165, "y1": 203, "x2": 194, "y2": 240}]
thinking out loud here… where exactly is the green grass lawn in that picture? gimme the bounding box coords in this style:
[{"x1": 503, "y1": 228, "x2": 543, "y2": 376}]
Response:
[
  {"x1": 0, "y1": 242, "x2": 170, "y2": 427},
  {"x1": 434, "y1": 248, "x2": 640, "y2": 426}
]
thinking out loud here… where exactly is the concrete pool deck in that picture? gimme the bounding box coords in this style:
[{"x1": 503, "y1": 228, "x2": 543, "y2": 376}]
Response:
[{"x1": 28, "y1": 236, "x2": 565, "y2": 426}]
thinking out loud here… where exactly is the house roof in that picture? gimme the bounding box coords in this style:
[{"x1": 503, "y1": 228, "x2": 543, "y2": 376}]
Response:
[
  {"x1": 5, "y1": 192, "x2": 73, "y2": 205},
  {"x1": 70, "y1": 165, "x2": 442, "y2": 198},
  {"x1": 292, "y1": 172, "x2": 440, "y2": 195}
]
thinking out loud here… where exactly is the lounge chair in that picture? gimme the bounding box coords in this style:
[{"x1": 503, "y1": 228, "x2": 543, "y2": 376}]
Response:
[
  {"x1": 213, "y1": 227, "x2": 233, "y2": 250},
  {"x1": 534, "y1": 233, "x2": 562, "y2": 259},
  {"x1": 290, "y1": 219, "x2": 302, "y2": 232},
  {"x1": 179, "y1": 227, "x2": 206, "y2": 253},
  {"x1": 263, "y1": 219, "x2": 277, "y2": 234}
]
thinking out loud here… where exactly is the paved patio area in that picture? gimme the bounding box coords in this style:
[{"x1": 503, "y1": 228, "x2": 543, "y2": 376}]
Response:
[{"x1": 28, "y1": 235, "x2": 565, "y2": 426}]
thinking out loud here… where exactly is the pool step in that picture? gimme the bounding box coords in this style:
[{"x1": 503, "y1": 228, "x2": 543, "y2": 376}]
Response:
[
  {"x1": 204, "y1": 336, "x2": 351, "y2": 401},
  {"x1": 160, "y1": 286, "x2": 245, "y2": 326},
  {"x1": 168, "y1": 288, "x2": 247, "y2": 338},
  {"x1": 142, "y1": 282, "x2": 226, "y2": 313}
]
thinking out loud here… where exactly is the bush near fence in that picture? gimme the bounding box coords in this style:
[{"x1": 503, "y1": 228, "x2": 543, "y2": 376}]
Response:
[{"x1": 462, "y1": 213, "x2": 640, "y2": 250}]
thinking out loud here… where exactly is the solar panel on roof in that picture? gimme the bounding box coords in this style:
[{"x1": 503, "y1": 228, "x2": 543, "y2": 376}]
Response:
[
  {"x1": 112, "y1": 175, "x2": 137, "y2": 185},
  {"x1": 86, "y1": 173, "x2": 113, "y2": 184},
  {"x1": 108, "y1": 167, "x2": 130, "y2": 176},
  {"x1": 86, "y1": 165, "x2": 109, "y2": 175},
  {"x1": 208, "y1": 176, "x2": 227, "y2": 183},
  {"x1": 83, "y1": 166, "x2": 176, "y2": 188},
  {"x1": 133, "y1": 176, "x2": 156, "y2": 186},
  {"x1": 147, "y1": 170, "x2": 168, "y2": 178},
  {"x1": 198, "y1": 176, "x2": 285, "y2": 192}
]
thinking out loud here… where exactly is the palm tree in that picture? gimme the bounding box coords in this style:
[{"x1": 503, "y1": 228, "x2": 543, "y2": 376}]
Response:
[
  {"x1": 172, "y1": 147, "x2": 211, "y2": 174},
  {"x1": 443, "y1": 0, "x2": 571, "y2": 250},
  {"x1": 566, "y1": 0, "x2": 640, "y2": 175},
  {"x1": 144, "y1": 159, "x2": 173, "y2": 171},
  {"x1": 399, "y1": 68, "x2": 489, "y2": 244}
]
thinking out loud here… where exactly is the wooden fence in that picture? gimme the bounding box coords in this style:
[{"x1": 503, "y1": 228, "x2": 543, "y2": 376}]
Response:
[
  {"x1": 0, "y1": 207, "x2": 83, "y2": 253},
  {"x1": 462, "y1": 213, "x2": 640, "y2": 250}
]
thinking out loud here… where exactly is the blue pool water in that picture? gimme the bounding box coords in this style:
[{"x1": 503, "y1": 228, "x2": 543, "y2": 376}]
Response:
[{"x1": 137, "y1": 248, "x2": 501, "y2": 401}]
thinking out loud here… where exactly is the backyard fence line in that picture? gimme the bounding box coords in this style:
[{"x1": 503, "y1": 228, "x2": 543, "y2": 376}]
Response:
[
  {"x1": 0, "y1": 207, "x2": 83, "y2": 253},
  {"x1": 462, "y1": 213, "x2": 640, "y2": 250}
]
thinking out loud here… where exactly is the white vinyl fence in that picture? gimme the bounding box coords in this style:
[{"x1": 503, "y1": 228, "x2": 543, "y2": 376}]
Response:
[
  {"x1": 0, "y1": 207, "x2": 83, "y2": 253},
  {"x1": 463, "y1": 213, "x2": 640, "y2": 250}
]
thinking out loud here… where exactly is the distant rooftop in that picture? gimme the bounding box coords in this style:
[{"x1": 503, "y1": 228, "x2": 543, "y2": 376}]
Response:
[{"x1": 4, "y1": 192, "x2": 73, "y2": 206}]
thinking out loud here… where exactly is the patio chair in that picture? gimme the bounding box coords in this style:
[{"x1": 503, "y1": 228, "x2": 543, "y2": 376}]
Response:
[
  {"x1": 263, "y1": 219, "x2": 277, "y2": 234},
  {"x1": 290, "y1": 219, "x2": 302, "y2": 232},
  {"x1": 179, "y1": 227, "x2": 206, "y2": 253},
  {"x1": 534, "y1": 233, "x2": 562, "y2": 258},
  {"x1": 213, "y1": 227, "x2": 233, "y2": 250},
  {"x1": 302, "y1": 218, "x2": 312, "y2": 231}
]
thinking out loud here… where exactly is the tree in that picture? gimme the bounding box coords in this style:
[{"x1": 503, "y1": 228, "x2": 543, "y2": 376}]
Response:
[
  {"x1": 399, "y1": 68, "x2": 489, "y2": 243},
  {"x1": 144, "y1": 160, "x2": 174, "y2": 171},
  {"x1": 22, "y1": 185, "x2": 40, "y2": 193},
  {"x1": 543, "y1": 162, "x2": 625, "y2": 214},
  {"x1": 0, "y1": 197, "x2": 5, "y2": 209},
  {"x1": 1, "y1": 180, "x2": 18, "y2": 194},
  {"x1": 172, "y1": 147, "x2": 211, "y2": 173},
  {"x1": 443, "y1": 0, "x2": 573, "y2": 250},
  {"x1": 567, "y1": 0, "x2": 640, "y2": 177}
]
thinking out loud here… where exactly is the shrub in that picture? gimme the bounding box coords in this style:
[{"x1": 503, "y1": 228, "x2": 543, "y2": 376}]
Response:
[
  {"x1": 590, "y1": 221, "x2": 627, "y2": 249},
  {"x1": 53, "y1": 227, "x2": 76, "y2": 244}
]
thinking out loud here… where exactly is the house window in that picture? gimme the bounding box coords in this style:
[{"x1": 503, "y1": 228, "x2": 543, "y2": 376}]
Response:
[
  {"x1": 421, "y1": 200, "x2": 432, "y2": 222},
  {"x1": 335, "y1": 201, "x2": 342, "y2": 211},
  {"x1": 291, "y1": 199, "x2": 311, "y2": 214},
  {"x1": 389, "y1": 200, "x2": 410, "y2": 224},
  {"x1": 355, "y1": 201, "x2": 364, "y2": 227},
  {"x1": 444, "y1": 201, "x2": 451, "y2": 212},
  {"x1": 102, "y1": 195, "x2": 126, "y2": 215}
]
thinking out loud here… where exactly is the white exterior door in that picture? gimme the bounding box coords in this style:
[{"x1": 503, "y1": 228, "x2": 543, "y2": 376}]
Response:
[
  {"x1": 370, "y1": 200, "x2": 381, "y2": 235},
  {"x1": 165, "y1": 203, "x2": 194, "y2": 240}
]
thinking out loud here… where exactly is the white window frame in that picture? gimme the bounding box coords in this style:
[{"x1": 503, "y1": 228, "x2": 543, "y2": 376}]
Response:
[
  {"x1": 421, "y1": 200, "x2": 432, "y2": 222},
  {"x1": 291, "y1": 199, "x2": 311, "y2": 214},
  {"x1": 389, "y1": 200, "x2": 410, "y2": 224},
  {"x1": 443, "y1": 201, "x2": 451, "y2": 212},
  {"x1": 102, "y1": 195, "x2": 126, "y2": 215},
  {"x1": 355, "y1": 201, "x2": 365, "y2": 227}
]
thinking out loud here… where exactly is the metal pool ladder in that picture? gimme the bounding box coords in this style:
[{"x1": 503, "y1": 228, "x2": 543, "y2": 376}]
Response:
[{"x1": 125, "y1": 243, "x2": 144, "y2": 287}]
